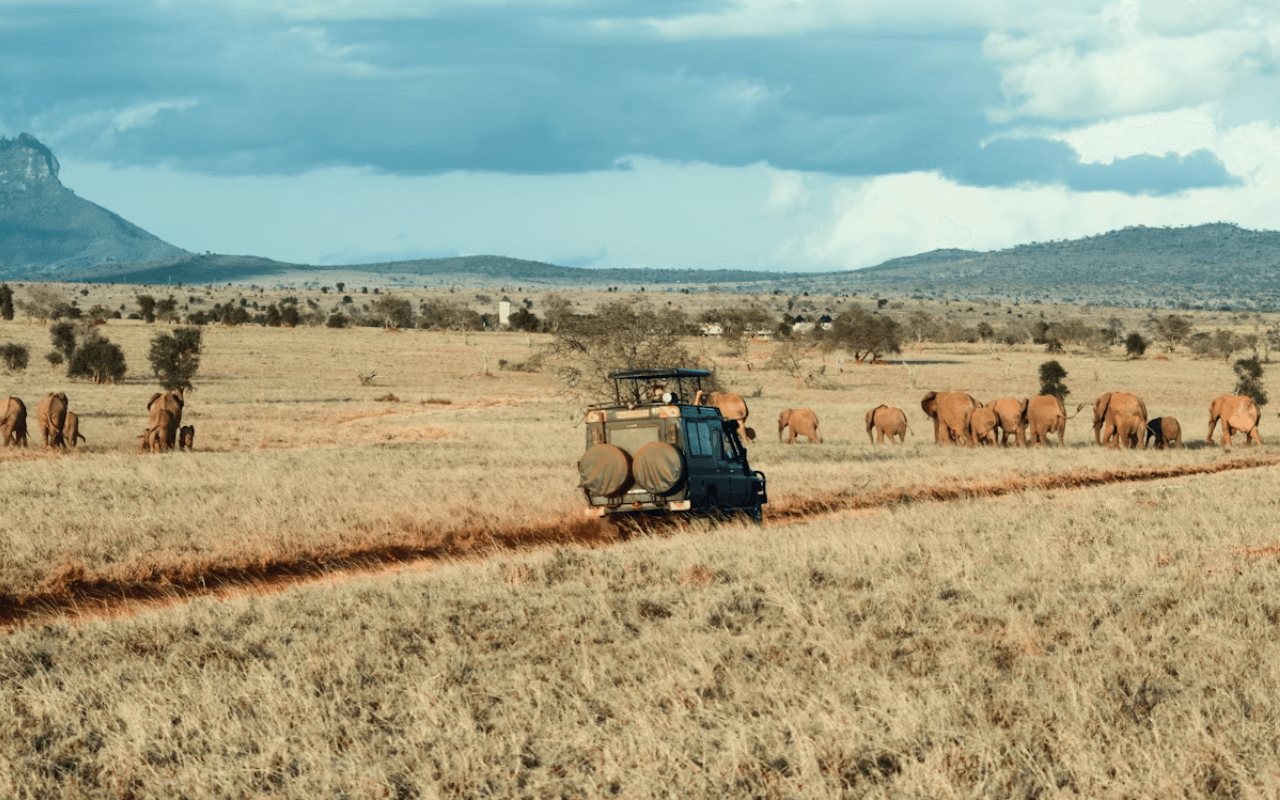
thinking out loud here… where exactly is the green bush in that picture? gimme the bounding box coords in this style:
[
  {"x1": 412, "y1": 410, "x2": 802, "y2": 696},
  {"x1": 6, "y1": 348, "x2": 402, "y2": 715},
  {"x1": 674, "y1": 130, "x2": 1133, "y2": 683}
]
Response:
[
  {"x1": 69, "y1": 337, "x2": 127, "y2": 384},
  {"x1": 326, "y1": 312, "x2": 348, "y2": 329},
  {"x1": 0, "y1": 342, "x2": 29, "y2": 372},
  {"x1": 149, "y1": 327, "x2": 202, "y2": 392},
  {"x1": 1234, "y1": 356, "x2": 1267, "y2": 407},
  {"x1": 1039, "y1": 360, "x2": 1069, "y2": 400},
  {"x1": 1124, "y1": 332, "x2": 1148, "y2": 358}
]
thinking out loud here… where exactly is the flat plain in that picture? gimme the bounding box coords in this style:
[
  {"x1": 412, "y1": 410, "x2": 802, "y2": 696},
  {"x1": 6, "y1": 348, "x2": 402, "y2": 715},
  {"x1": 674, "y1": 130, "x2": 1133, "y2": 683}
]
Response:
[{"x1": 2, "y1": 292, "x2": 1280, "y2": 798}]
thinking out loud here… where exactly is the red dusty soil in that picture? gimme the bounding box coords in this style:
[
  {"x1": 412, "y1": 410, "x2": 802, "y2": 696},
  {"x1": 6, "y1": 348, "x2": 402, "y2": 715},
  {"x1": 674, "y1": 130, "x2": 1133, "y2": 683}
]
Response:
[{"x1": 4, "y1": 455, "x2": 1280, "y2": 631}]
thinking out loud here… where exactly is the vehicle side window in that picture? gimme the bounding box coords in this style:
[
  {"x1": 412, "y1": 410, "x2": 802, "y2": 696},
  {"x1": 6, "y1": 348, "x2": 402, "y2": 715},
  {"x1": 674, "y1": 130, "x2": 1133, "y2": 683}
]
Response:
[
  {"x1": 721, "y1": 427, "x2": 740, "y2": 460},
  {"x1": 697, "y1": 422, "x2": 715, "y2": 456},
  {"x1": 685, "y1": 422, "x2": 704, "y2": 456}
]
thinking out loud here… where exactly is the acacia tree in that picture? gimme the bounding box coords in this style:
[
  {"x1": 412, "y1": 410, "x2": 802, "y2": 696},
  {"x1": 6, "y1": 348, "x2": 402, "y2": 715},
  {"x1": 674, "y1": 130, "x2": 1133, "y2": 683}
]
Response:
[
  {"x1": 0, "y1": 284, "x2": 13, "y2": 321},
  {"x1": 149, "y1": 327, "x2": 202, "y2": 392},
  {"x1": 826, "y1": 307, "x2": 900, "y2": 362},
  {"x1": 547, "y1": 299, "x2": 699, "y2": 401},
  {"x1": 1152, "y1": 315, "x2": 1193, "y2": 350}
]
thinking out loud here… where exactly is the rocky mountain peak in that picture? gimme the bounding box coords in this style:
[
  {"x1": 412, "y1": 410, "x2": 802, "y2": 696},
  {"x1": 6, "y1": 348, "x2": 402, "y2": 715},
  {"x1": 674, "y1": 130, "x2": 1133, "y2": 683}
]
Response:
[{"x1": 0, "y1": 132, "x2": 61, "y2": 190}]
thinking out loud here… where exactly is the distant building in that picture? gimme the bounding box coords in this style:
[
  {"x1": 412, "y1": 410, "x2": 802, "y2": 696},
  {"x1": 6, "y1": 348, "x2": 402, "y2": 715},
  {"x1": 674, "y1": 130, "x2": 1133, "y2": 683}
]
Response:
[{"x1": 498, "y1": 296, "x2": 511, "y2": 327}]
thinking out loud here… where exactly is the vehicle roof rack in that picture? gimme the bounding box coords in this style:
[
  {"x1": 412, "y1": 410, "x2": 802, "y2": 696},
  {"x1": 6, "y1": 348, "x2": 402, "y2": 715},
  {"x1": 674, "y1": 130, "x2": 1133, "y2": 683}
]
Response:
[
  {"x1": 607, "y1": 368, "x2": 711, "y2": 381},
  {"x1": 604, "y1": 368, "x2": 711, "y2": 407}
]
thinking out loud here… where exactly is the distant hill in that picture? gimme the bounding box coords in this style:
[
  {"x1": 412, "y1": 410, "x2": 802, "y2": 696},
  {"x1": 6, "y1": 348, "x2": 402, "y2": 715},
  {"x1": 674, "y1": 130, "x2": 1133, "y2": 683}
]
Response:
[
  {"x1": 0, "y1": 134, "x2": 188, "y2": 274},
  {"x1": 794, "y1": 223, "x2": 1280, "y2": 309},
  {"x1": 6, "y1": 132, "x2": 1280, "y2": 310},
  {"x1": 55, "y1": 252, "x2": 798, "y2": 288}
]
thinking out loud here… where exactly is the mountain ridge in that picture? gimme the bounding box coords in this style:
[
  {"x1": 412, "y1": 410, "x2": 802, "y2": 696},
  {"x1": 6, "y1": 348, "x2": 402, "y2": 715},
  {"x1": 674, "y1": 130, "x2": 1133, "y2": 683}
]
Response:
[{"x1": 0, "y1": 133, "x2": 189, "y2": 272}]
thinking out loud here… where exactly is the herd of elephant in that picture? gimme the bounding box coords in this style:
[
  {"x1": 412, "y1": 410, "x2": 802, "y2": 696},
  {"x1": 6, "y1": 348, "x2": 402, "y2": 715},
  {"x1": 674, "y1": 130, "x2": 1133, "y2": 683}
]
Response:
[
  {"x1": 709, "y1": 388, "x2": 1264, "y2": 450},
  {"x1": 0, "y1": 390, "x2": 196, "y2": 453},
  {"x1": 859, "y1": 390, "x2": 1262, "y2": 449}
]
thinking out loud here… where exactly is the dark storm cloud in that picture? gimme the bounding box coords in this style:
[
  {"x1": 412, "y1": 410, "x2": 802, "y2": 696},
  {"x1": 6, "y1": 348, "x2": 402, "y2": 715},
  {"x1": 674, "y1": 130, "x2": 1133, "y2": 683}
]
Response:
[
  {"x1": 0, "y1": 1, "x2": 1240, "y2": 196},
  {"x1": 943, "y1": 138, "x2": 1241, "y2": 194}
]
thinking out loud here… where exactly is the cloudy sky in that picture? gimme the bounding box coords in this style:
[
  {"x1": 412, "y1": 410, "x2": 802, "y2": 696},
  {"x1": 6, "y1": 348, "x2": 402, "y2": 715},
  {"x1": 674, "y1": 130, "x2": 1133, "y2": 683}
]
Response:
[{"x1": 3, "y1": 0, "x2": 1278, "y2": 272}]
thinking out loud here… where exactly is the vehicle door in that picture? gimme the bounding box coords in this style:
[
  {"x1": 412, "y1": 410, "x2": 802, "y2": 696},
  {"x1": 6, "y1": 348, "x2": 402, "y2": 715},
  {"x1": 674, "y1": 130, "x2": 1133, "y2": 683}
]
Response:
[{"x1": 713, "y1": 422, "x2": 753, "y2": 508}]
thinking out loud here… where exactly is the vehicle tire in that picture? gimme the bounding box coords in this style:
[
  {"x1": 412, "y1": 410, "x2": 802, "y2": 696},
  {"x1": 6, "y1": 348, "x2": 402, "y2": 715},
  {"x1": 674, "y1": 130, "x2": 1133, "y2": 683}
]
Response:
[
  {"x1": 578, "y1": 444, "x2": 631, "y2": 497},
  {"x1": 632, "y1": 441, "x2": 683, "y2": 494}
]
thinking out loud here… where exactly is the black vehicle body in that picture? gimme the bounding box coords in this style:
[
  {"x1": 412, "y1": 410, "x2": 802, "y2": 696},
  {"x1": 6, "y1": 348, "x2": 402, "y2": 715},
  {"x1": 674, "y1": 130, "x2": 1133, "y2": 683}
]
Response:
[{"x1": 578, "y1": 369, "x2": 767, "y2": 522}]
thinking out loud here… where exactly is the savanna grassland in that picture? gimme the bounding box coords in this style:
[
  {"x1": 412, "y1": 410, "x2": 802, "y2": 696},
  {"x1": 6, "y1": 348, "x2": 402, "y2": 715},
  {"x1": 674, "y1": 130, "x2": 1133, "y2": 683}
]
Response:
[{"x1": 2, "y1": 292, "x2": 1280, "y2": 798}]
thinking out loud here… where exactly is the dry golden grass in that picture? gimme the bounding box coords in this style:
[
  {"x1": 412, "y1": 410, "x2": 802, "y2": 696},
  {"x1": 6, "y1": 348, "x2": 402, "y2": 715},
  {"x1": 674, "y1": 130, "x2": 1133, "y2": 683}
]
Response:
[
  {"x1": 2, "y1": 464, "x2": 1280, "y2": 797},
  {"x1": 2, "y1": 301, "x2": 1280, "y2": 797}
]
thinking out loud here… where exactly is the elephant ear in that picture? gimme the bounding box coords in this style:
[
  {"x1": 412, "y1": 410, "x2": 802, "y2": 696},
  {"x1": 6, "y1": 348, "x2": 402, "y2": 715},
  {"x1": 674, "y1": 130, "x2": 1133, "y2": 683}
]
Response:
[
  {"x1": 1094, "y1": 392, "x2": 1112, "y2": 418},
  {"x1": 1019, "y1": 399, "x2": 1029, "y2": 416},
  {"x1": 920, "y1": 392, "x2": 938, "y2": 416},
  {"x1": 147, "y1": 393, "x2": 162, "y2": 410}
]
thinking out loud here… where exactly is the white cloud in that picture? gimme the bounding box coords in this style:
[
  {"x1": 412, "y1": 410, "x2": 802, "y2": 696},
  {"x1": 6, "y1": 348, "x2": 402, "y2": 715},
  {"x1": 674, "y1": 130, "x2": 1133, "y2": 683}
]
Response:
[
  {"x1": 986, "y1": 26, "x2": 1272, "y2": 122},
  {"x1": 1050, "y1": 109, "x2": 1217, "y2": 162}
]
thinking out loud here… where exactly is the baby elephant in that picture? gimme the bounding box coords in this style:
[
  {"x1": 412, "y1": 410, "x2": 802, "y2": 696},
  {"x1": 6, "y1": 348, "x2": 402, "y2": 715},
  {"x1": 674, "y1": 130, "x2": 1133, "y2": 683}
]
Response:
[
  {"x1": 1145, "y1": 416, "x2": 1183, "y2": 449},
  {"x1": 62, "y1": 411, "x2": 86, "y2": 447},
  {"x1": 178, "y1": 425, "x2": 195, "y2": 451},
  {"x1": 866, "y1": 405, "x2": 909, "y2": 444},
  {"x1": 778, "y1": 408, "x2": 821, "y2": 444},
  {"x1": 969, "y1": 406, "x2": 1001, "y2": 446}
]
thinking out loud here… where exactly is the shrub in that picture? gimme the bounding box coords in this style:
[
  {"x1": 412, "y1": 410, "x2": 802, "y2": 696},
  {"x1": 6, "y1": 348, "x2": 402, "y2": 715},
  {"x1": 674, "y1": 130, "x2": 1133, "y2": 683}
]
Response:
[
  {"x1": 1124, "y1": 332, "x2": 1148, "y2": 358},
  {"x1": 49, "y1": 321, "x2": 78, "y2": 364},
  {"x1": 0, "y1": 284, "x2": 13, "y2": 320},
  {"x1": 1039, "y1": 360, "x2": 1069, "y2": 400},
  {"x1": 45, "y1": 351, "x2": 63, "y2": 369},
  {"x1": 326, "y1": 313, "x2": 348, "y2": 329},
  {"x1": 0, "y1": 342, "x2": 29, "y2": 372},
  {"x1": 149, "y1": 327, "x2": 202, "y2": 392},
  {"x1": 508, "y1": 307, "x2": 541, "y2": 332},
  {"x1": 69, "y1": 336, "x2": 127, "y2": 384},
  {"x1": 136, "y1": 294, "x2": 157, "y2": 323},
  {"x1": 1234, "y1": 356, "x2": 1267, "y2": 407}
]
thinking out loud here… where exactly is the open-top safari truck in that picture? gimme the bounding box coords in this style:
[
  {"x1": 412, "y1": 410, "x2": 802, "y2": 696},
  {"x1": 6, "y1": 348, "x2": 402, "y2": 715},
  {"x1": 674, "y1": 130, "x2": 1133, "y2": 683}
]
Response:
[{"x1": 577, "y1": 368, "x2": 767, "y2": 523}]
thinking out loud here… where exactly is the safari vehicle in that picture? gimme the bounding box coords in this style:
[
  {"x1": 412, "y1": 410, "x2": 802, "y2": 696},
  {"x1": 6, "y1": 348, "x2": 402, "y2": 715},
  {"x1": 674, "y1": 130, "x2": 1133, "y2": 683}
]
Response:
[{"x1": 578, "y1": 368, "x2": 767, "y2": 523}]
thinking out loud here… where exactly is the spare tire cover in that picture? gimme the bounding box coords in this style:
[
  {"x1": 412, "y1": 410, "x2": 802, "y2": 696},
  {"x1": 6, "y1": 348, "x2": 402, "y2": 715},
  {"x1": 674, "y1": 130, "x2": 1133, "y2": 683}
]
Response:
[
  {"x1": 578, "y1": 444, "x2": 631, "y2": 497},
  {"x1": 633, "y1": 441, "x2": 683, "y2": 494}
]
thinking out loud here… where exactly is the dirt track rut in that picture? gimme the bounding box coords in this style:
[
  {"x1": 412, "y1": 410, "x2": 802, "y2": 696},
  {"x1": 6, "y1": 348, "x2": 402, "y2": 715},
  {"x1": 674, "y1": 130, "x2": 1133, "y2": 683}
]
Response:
[{"x1": 4, "y1": 455, "x2": 1279, "y2": 630}]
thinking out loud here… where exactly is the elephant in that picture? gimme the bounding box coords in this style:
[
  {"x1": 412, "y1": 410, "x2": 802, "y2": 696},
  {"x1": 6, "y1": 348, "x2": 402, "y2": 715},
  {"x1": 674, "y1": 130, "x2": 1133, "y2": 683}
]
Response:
[
  {"x1": 36, "y1": 392, "x2": 68, "y2": 448},
  {"x1": 62, "y1": 411, "x2": 85, "y2": 447},
  {"x1": 1094, "y1": 392, "x2": 1147, "y2": 449},
  {"x1": 921, "y1": 391, "x2": 981, "y2": 445},
  {"x1": 179, "y1": 425, "x2": 195, "y2": 451},
  {"x1": 985, "y1": 397, "x2": 1029, "y2": 447},
  {"x1": 143, "y1": 411, "x2": 175, "y2": 453},
  {"x1": 969, "y1": 406, "x2": 1001, "y2": 446},
  {"x1": 1145, "y1": 416, "x2": 1183, "y2": 449},
  {"x1": 1, "y1": 397, "x2": 27, "y2": 447},
  {"x1": 1024, "y1": 395, "x2": 1084, "y2": 446},
  {"x1": 139, "y1": 425, "x2": 162, "y2": 453},
  {"x1": 866, "y1": 405, "x2": 909, "y2": 444},
  {"x1": 1207, "y1": 395, "x2": 1261, "y2": 448},
  {"x1": 147, "y1": 390, "x2": 185, "y2": 451},
  {"x1": 694, "y1": 390, "x2": 756, "y2": 442},
  {"x1": 778, "y1": 409, "x2": 821, "y2": 444}
]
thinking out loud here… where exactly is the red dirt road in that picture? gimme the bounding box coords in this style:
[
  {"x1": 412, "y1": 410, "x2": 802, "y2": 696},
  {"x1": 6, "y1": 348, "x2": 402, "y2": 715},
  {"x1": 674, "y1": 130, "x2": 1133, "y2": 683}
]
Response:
[{"x1": 4, "y1": 455, "x2": 1279, "y2": 631}]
